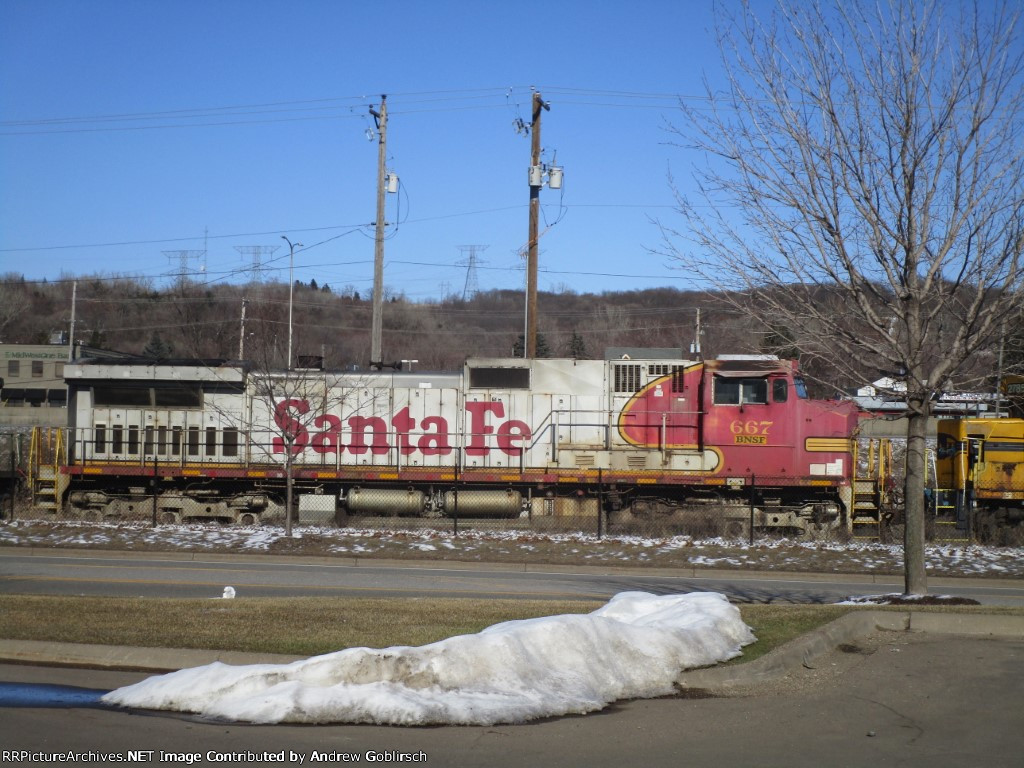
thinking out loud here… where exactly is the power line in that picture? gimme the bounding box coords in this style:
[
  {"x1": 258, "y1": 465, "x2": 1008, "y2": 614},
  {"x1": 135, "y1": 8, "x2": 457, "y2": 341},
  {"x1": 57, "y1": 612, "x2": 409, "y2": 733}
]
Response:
[{"x1": 0, "y1": 86, "x2": 710, "y2": 136}]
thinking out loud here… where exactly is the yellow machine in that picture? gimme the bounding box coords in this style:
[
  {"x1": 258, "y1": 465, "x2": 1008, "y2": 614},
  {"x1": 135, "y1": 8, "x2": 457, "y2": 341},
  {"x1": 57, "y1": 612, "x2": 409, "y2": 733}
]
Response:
[{"x1": 935, "y1": 416, "x2": 1024, "y2": 544}]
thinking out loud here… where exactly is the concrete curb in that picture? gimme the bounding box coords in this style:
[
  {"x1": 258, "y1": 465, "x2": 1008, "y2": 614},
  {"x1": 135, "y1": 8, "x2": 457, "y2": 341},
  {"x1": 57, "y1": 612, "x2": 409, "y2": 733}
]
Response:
[{"x1": 676, "y1": 611, "x2": 1024, "y2": 692}]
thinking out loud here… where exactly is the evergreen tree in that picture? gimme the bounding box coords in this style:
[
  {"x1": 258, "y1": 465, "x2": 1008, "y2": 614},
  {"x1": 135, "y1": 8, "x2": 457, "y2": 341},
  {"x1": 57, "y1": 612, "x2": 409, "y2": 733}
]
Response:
[
  {"x1": 143, "y1": 332, "x2": 174, "y2": 359},
  {"x1": 567, "y1": 331, "x2": 588, "y2": 359},
  {"x1": 513, "y1": 333, "x2": 551, "y2": 358}
]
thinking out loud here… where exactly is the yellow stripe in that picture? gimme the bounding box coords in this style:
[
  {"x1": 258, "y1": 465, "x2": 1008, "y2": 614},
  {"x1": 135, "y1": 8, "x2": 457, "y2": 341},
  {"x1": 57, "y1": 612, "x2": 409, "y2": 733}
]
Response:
[{"x1": 805, "y1": 438, "x2": 852, "y2": 452}]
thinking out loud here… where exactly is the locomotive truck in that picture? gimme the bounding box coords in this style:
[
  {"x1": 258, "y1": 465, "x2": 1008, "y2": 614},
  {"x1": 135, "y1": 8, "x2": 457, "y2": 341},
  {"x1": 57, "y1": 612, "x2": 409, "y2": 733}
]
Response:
[{"x1": 52, "y1": 353, "x2": 867, "y2": 537}]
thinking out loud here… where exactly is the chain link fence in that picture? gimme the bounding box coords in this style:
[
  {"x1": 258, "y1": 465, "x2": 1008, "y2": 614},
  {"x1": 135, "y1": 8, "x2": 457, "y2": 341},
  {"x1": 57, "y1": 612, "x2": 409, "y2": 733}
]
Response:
[{"x1": 4, "y1": 428, "x2": 1021, "y2": 546}]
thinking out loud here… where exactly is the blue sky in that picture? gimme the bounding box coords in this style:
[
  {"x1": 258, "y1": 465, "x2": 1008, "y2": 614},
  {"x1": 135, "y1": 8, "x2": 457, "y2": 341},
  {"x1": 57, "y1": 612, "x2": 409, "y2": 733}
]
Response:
[{"x1": 1, "y1": 0, "x2": 729, "y2": 299}]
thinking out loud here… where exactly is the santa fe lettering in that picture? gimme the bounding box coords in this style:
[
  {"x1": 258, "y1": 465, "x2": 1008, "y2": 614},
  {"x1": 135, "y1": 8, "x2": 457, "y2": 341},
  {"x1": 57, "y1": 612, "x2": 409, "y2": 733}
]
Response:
[{"x1": 274, "y1": 400, "x2": 530, "y2": 458}]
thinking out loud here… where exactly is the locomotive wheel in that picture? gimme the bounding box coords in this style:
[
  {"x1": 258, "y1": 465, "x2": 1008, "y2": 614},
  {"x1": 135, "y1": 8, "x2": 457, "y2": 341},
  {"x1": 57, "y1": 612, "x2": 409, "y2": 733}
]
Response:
[
  {"x1": 160, "y1": 511, "x2": 180, "y2": 525},
  {"x1": 238, "y1": 512, "x2": 258, "y2": 526}
]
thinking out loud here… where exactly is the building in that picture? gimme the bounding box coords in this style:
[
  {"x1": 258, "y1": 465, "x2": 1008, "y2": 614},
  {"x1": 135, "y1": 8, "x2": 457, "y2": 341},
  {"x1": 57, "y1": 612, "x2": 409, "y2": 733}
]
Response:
[
  {"x1": 851, "y1": 376, "x2": 1000, "y2": 417},
  {"x1": 1, "y1": 343, "x2": 127, "y2": 428}
]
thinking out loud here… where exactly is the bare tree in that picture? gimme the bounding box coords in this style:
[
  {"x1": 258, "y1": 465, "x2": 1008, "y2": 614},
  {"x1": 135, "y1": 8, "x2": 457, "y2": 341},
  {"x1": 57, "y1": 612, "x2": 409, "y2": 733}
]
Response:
[
  {"x1": 0, "y1": 279, "x2": 28, "y2": 339},
  {"x1": 249, "y1": 368, "x2": 338, "y2": 536},
  {"x1": 241, "y1": 319, "x2": 370, "y2": 537},
  {"x1": 661, "y1": 0, "x2": 1024, "y2": 594}
]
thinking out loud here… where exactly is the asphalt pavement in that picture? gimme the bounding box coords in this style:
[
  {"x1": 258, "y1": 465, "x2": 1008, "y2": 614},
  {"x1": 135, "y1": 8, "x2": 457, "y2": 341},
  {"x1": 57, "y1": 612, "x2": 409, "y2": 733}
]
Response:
[
  {"x1": 2, "y1": 549, "x2": 1023, "y2": 766},
  {"x1": 1, "y1": 615, "x2": 1022, "y2": 768}
]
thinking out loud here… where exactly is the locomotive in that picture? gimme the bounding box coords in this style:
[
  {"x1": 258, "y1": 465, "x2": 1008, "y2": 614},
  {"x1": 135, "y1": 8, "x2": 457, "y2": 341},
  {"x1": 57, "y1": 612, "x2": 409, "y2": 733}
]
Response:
[
  {"x1": 56, "y1": 353, "x2": 865, "y2": 536},
  {"x1": 934, "y1": 376, "x2": 1024, "y2": 545}
]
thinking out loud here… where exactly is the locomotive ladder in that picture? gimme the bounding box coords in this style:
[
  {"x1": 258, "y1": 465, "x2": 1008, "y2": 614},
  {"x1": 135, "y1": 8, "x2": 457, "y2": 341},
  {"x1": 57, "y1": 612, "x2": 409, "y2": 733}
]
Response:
[
  {"x1": 28, "y1": 427, "x2": 66, "y2": 515},
  {"x1": 925, "y1": 448, "x2": 969, "y2": 543},
  {"x1": 851, "y1": 439, "x2": 892, "y2": 541}
]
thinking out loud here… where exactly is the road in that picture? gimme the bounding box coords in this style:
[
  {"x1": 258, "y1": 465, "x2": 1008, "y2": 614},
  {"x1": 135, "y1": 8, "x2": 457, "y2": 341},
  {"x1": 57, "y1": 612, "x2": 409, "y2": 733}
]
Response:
[
  {"x1": 2, "y1": 549, "x2": 1023, "y2": 605},
  {"x1": 2, "y1": 630, "x2": 1023, "y2": 768}
]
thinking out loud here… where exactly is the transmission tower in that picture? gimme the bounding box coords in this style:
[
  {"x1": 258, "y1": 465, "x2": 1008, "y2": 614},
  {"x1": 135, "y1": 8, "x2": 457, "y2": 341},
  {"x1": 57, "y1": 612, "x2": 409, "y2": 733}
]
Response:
[
  {"x1": 234, "y1": 245, "x2": 280, "y2": 283},
  {"x1": 457, "y1": 244, "x2": 488, "y2": 301},
  {"x1": 163, "y1": 250, "x2": 206, "y2": 288}
]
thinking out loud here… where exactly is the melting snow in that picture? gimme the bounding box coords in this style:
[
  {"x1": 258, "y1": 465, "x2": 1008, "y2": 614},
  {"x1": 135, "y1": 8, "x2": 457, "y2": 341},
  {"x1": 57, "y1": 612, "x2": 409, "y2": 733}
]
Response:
[
  {"x1": 103, "y1": 591, "x2": 754, "y2": 725},
  {"x1": 1, "y1": 521, "x2": 1022, "y2": 577}
]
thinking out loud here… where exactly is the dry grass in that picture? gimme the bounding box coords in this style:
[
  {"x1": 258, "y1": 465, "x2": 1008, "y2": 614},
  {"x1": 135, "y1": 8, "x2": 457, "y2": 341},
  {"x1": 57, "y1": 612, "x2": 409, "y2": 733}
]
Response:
[
  {"x1": 0, "y1": 595, "x2": 849, "y2": 659},
  {"x1": 0, "y1": 595, "x2": 598, "y2": 656},
  {"x1": 5, "y1": 594, "x2": 1018, "y2": 664}
]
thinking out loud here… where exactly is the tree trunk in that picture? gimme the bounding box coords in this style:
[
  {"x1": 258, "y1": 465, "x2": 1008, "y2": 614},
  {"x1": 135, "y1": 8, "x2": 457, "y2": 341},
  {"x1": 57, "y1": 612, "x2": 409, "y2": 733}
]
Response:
[
  {"x1": 285, "y1": 453, "x2": 294, "y2": 538},
  {"x1": 903, "y1": 409, "x2": 929, "y2": 595}
]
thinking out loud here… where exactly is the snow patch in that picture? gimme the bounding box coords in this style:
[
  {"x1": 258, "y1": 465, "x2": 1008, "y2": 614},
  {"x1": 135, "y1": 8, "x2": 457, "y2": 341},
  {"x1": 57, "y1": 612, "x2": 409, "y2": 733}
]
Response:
[{"x1": 103, "y1": 592, "x2": 754, "y2": 725}]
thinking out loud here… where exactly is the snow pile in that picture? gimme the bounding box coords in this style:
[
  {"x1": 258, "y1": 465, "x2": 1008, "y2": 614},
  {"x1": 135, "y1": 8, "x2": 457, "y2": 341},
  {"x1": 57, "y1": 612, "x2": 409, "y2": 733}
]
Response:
[
  {"x1": 5, "y1": 520, "x2": 1022, "y2": 577},
  {"x1": 103, "y1": 591, "x2": 754, "y2": 725}
]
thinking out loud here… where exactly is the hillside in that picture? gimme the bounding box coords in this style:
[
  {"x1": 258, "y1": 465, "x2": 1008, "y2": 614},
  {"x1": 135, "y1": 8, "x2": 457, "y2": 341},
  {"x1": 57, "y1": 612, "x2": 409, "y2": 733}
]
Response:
[
  {"x1": 0, "y1": 274, "x2": 759, "y2": 368},
  {"x1": 1, "y1": 273, "x2": 1018, "y2": 395}
]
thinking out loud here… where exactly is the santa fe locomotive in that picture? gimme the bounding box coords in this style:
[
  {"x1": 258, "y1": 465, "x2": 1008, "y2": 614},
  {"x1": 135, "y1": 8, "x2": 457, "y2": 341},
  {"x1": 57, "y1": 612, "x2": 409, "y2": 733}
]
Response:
[{"x1": 55, "y1": 354, "x2": 867, "y2": 537}]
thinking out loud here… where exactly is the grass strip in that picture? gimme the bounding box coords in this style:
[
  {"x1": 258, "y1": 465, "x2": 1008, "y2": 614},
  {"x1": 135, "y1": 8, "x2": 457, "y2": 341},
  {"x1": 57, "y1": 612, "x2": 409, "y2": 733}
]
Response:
[
  {"x1": 2, "y1": 595, "x2": 851, "y2": 660},
  {"x1": 0, "y1": 595, "x2": 599, "y2": 656},
  {"x1": 3, "y1": 595, "x2": 1018, "y2": 664}
]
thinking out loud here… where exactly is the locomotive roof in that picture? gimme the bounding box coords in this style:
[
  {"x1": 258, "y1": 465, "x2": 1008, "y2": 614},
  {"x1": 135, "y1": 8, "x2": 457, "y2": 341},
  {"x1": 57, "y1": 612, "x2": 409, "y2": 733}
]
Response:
[
  {"x1": 709, "y1": 357, "x2": 791, "y2": 374},
  {"x1": 65, "y1": 358, "x2": 248, "y2": 384},
  {"x1": 70, "y1": 356, "x2": 245, "y2": 368}
]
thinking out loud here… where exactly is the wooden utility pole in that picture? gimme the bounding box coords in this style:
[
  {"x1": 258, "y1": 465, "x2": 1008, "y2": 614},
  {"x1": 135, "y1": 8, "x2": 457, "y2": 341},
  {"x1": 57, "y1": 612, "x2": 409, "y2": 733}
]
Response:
[
  {"x1": 526, "y1": 91, "x2": 548, "y2": 359},
  {"x1": 370, "y1": 95, "x2": 388, "y2": 368}
]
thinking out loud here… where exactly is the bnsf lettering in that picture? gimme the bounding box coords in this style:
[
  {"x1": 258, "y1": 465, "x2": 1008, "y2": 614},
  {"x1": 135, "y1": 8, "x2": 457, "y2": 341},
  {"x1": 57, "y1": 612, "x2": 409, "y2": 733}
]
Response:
[
  {"x1": 273, "y1": 400, "x2": 530, "y2": 457},
  {"x1": 734, "y1": 434, "x2": 768, "y2": 445}
]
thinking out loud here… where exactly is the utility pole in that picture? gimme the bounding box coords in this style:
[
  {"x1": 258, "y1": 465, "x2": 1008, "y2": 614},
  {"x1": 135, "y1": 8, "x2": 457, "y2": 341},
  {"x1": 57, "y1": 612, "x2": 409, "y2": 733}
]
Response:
[
  {"x1": 526, "y1": 91, "x2": 548, "y2": 359},
  {"x1": 281, "y1": 236, "x2": 302, "y2": 371},
  {"x1": 691, "y1": 308, "x2": 703, "y2": 358},
  {"x1": 370, "y1": 95, "x2": 388, "y2": 369},
  {"x1": 68, "y1": 281, "x2": 77, "y2": 361},
  {"x1": 239, "y1": 298, "x2": 247, "y2": 360}
]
